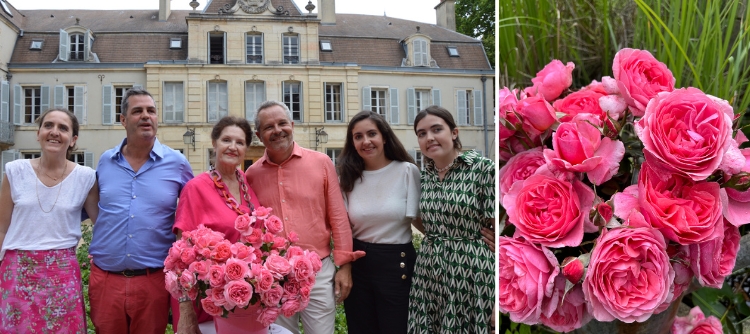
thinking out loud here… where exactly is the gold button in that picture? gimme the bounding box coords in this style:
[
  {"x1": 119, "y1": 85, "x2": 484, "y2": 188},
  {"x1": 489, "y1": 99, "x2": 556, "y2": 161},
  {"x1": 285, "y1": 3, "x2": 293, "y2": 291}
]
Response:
[
  {"x1": 400, "y1": 252, "x2": 406, "y2": 257},
  {"x1": 400, "y1": 262, "x2": 405, "y2": 268},
  {"x1": 401, "y1": 274, "x2": 407, "y2": 280}
]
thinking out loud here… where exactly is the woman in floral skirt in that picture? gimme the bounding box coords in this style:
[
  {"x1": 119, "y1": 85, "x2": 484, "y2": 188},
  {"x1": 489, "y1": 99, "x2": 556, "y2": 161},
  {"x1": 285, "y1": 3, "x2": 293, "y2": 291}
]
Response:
[
  {"x1": 408, "y1": 106, "x2": 495, "y2": 333},
  {"x1": 0, "y1": 108, "x2": 99, "y2": 332}
]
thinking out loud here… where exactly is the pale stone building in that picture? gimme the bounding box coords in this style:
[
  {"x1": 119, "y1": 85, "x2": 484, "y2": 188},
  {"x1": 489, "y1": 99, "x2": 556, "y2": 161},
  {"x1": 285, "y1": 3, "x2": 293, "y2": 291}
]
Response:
[{"x1": 0, "y1": 0, "x2": 494, "y2": 177}]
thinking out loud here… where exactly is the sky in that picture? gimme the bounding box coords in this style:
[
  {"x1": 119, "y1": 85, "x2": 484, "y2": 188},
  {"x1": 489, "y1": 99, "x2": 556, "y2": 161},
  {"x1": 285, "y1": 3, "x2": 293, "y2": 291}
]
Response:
[{"x1": 11, "y1": 0, "x2": 438, "y2": 24}]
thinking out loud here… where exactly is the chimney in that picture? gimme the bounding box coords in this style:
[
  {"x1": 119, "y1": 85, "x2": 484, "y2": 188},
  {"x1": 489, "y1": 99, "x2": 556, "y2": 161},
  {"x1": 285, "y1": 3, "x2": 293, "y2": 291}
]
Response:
[
  {"x1": 435, "y1": 0, "x2": 456, "y2": 31},
  {"x1": 317, "y1": 0, "x2": 336, "y2": 25},
  {"x1": 159, "y1": 0, "x2": 171, "y2": 22}
]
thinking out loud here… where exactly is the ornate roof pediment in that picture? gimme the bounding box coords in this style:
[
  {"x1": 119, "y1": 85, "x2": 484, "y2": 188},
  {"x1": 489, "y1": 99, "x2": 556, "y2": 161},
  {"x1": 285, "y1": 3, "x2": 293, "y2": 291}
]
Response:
[{"x1": 218, "y1": 0, "x2": 290, "y2": 16}]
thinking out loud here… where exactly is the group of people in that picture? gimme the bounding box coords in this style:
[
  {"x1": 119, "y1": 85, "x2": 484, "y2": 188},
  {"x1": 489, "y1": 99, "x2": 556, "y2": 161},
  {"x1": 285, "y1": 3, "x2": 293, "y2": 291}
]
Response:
[{"x1": 0, "y1": 88, "x2": 495, "y2": 334}]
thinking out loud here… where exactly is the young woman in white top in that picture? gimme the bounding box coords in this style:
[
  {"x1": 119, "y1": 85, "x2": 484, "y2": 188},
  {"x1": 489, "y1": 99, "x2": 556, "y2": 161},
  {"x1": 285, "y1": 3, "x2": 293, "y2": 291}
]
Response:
[
  {"x1": 0, "y1": 108, "x2": 99, "y2": 332},
  {"x1": 337, "y1": 111, "x2": 422, "y2": 334}
]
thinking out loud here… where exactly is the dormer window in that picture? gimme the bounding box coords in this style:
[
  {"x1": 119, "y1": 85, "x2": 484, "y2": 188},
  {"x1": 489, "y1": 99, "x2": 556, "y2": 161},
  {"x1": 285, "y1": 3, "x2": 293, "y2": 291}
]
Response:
[
  {"x1": 30, "y1": 40, "x2": 43, "y2": 50},
  {"x1": 170, "y1": 38, "x2": 182, "y2": 49},
  {"x1": 59, "y1": 28, "x2": 94, "y2": 62},
  {"x1": 320, "y1": 40, "x2": 332, "y2": 52},
  {"x1": 447, "y1": 46, "x2": 459, "y2": 57},
  {"x1": 413, "y1": 38, "x2": 429, "y2": 67},
  {"x1": 70, "y1": 33, "x2": 85, "y2": 60}
]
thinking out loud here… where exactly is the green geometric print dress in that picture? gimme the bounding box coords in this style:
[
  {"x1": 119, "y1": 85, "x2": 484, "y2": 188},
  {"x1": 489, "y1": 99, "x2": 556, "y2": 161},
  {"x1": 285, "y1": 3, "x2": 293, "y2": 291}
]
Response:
[{"x1": 407, "y1": 150, "x2": 496, "y2": 333}]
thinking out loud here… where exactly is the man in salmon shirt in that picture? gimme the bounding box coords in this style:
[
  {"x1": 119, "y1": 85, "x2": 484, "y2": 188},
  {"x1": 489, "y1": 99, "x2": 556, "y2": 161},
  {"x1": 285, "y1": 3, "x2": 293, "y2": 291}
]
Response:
[{"x1": 246, "y1": 100, "x2": 365, "y2": 334}]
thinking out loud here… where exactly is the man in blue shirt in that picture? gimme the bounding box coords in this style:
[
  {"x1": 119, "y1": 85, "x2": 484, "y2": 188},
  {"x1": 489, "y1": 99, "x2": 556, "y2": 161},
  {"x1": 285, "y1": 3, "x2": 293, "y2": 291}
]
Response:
[{"x1": 89, "y1": 88, "x2": 193, "y2": 334}]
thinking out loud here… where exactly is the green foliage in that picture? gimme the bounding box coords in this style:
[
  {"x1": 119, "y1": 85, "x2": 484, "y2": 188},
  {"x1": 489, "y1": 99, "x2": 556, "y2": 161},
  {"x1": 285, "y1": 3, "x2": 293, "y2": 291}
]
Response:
[
  {"x1": 76, "y1": 222, "x2": 96, "y2": 333},
  {"x1": 690, "y1": 269, "x2": 750, "y2": 334},
  {"x1": 456, "y1": 0, "x2": 495, "y2": 68}
]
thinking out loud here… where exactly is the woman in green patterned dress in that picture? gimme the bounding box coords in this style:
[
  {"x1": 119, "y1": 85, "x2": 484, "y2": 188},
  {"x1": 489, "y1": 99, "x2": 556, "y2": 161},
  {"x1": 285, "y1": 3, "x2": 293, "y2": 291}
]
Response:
[{"x1": 408, "y1": 106, "x2": 495, "y2": 333}]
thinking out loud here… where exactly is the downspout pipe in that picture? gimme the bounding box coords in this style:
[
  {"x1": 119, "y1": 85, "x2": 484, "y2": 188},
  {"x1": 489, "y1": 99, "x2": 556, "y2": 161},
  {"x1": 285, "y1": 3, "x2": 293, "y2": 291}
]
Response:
[{"x1": 481, "y1": 75, "x2": 488, "y2": 157}]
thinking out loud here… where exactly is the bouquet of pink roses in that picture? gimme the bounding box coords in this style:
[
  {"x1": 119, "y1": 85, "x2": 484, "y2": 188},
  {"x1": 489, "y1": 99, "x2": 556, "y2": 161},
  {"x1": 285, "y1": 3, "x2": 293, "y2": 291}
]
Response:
[
  {"x1": 164, "y1": 206, "x2": 321, "y2": 327},
  {"x1": 499, "y1": 48, "x2": 747, "y2": 332}
]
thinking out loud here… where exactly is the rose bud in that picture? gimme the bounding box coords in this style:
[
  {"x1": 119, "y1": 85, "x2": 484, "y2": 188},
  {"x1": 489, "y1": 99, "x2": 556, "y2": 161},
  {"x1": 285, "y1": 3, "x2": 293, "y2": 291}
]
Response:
[{"x1": 561, "y1": 256, "x2": 585, "y2": 284}]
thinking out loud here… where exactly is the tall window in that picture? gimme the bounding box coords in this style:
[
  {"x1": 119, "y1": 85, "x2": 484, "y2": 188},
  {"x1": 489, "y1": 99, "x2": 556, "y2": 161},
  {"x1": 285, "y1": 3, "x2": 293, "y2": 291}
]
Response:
[
  {"x1": 457, "y1": 90, "x2": 472, "y2": 125},
  {"x1": 23, "y1": 152, "x2": 41, "y2": 159},
  {"x1": 325, "y1": 83, "x2": 343, "y2": 122},
  {"x1": 282, "y1": 81, "x2": 302, "y2": 121},
  {"x1": 114, "y1": 86, "x2": 131, "y2": 123},
  {"x1": 209, "y1": 32, "x2": 225, "y2": 64},
  {"x1": 246, "y1": 33, "x2": 263, "y2": 64},
  {"x1": 371, "y1": 89, "x2": 387, "y2": 118},
  {"x1": 24, "y1": 87, "x2": 42, "y2": 124},
  {"x1": 208, "y1": 81, "x2": 228, "y2": 122},
  {"x1": 415, "y1": 89, "x2": 431, "y2": 111},
  {"x1": 70, "y1": 33, "x2": 84, "y2": 61},
  {"x1": 326, "y1": 148, "x2": 342, "y2": 165},
  {"x1": 414, "y1": 151, "x2": 424, "y2": 170},
  {"x1": 163, "y1": 82, "x2": 184, "y2": 123},
  {"x1": 413, "y1": 38, "x2": 429, "y2": 67},
  {"x1": 69, "y1": 152, "x2": 85, "y2": 166},
  {"x1": 283, "y1": 34, "x2": 299, "y2": 64},
  {"x1": 245, "y1": 81, "x2": 265, "y2": 122}
]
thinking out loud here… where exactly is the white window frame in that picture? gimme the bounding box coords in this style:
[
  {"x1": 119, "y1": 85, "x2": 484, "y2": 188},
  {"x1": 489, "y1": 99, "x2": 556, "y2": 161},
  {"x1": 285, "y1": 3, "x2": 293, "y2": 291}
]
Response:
[
  {"x1": 208, "y1": 31, "x2": 226, "y2": 64},
  {"x1": 326, "y1": 148, "x2": 342, "y2": 165},
  {"x1": 324, "y1": 83, "x2": 343, "y2": 122},
  {"x1": 30, "y1": 40, "x2": 43, "y2": 50},
  {"x1": 320, "y1": 40, "x2": 332, "y2": 52},
  {"x1": 447, "y1": 46, "x2": 459, "y2": 57},
  {"x1": 21, "y1": 86, "x2": 48, "y2": 124},
  {"x1": 114, "y1": 86, "x2": 132, "y2": 124},
  {"x1": 70, "y1": 33, "x2": 85, "y2": 61},
  {"x1": 415, "y1": 89, "x2": 430, "y2": 112},
  {"x1": 163, "y1": 82, "x2": 185, "y2": 123},
  {"x1": 283, "y1": 34, "x2": 299, "y2": 64},
  {"x1": 245, "y1": 81, "x2": 265, "y2": 122},
  {"x1": 414, "y1": 151, "x2": 424, "y2": 170},
  {"x1": 282, "y1": 81, "x2": 302, "y2": 121},
  {"x1": 170, "y1": 38, "x2": 182, "y2": 49},
  {"x1": 63, "y1": 85, "x2": 86, "y2": 124},
  {"x1": 207, "y1": 81, "x2": 228, "y2": 122},
  {"x1": 23, "y1": 152, "x2": 41, "y2": 159},
  {"x1": 371, "y1": 88, "x2": 387, "y2": 119},
  {"x1": 457, "y1": 89, "x2": 472, "y2": 126},
  {"x1": 246, "y1": 33, "x2": 263, "y2": 64}
]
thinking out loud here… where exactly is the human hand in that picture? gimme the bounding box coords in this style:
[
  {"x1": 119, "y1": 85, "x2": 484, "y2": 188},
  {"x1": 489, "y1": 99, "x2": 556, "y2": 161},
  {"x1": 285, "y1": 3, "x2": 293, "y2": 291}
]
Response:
[
  {"x1": 334, "y1": 263, "x2": 352, "y2": 303},
  {"x1": 176, "y1": 302, "x2": 202, "y2": 334},
  {"x1": 481, "y1": 227, "x2": 495, "y2": 251}
]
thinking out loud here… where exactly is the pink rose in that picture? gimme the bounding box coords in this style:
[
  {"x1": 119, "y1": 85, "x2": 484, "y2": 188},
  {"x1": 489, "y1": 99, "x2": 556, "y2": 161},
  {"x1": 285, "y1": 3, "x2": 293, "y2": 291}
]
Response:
[
  {"x1": 515, "y1": 96, "x2": 557, "y2": 136},
  {"x1": 256, "y1": 269, "x2": 275, "y2": 292},
  {"x1": 636, "y1": 88, "x2": 734, "y2": 181},
  {"x1": 262, "y1": 232, "x2": 275, "y2": 244},
  {"x1": 272, "y1": 236, "x2": 288, "y2": 250},
  {"x1": 500, "y1": 136, "x2": 536, "y2": 162},
  {"x1": 210, "y1": 287, "x2": 229, "y2": 307},
  {"x1": 201, "y1": 297, "x2": 224, "y2": 317},
  {"x1": 583, "y1": 227, "x2": 675, "y2": 323},
  {"x1": 499, "y1": 88, "x2": 520, "y2": 140},
  {"x1": 231, "y1": 243, "x2": 256, "y2": 263},
  {"x1": 243, "y1": 228, "x2": 263, "y2": 246},
  {"x1": 264, "y1": 215, "x2": 284, "y2": 234},
  {"x1": 179, "y1": 270, "x2": 197, "y2": 290},
  {"x1": 264, "y1": 254, "x2": 292, "y2": 278},
  {"x1": 497, "y1": 237, "x2": 559, "y2": 324},
  {"x1": 285, "y1": 246, "x2": 305, "y2": 259},
  {"x1": 612, "y1": 48, "x2": 675, "y2": 115},
  {"x1": 503, "y1": 172, "x2": 595, "y2": 248},
  {"x1": 299, "y1": 286, "x2": 311, "y2": 299},
  {"x1": 291, "y1": 256, "x2": 315, "y2": 284},
  {"x1": 543, "y1": 117, "x2": 625, "y2": 185},
  {"x1": 235, "y1": 214, "x2": 254, "y2": 235},
  {"x1": 637, "y1": 162, "x2": 724, "y2": 245},
  {"x1": 224, "y1": 279, "x2": 253, "y2": 309},
  {"x1": 188, "y1": 260, "x2": 210, "y2": 280},
  {"x1": 283, "y1": 279, "x2": 301, "y2": 296},
  {"x1": 552, "y1": 87, "x2": 607, "y2": 122},
  {"x1": 164, "y1": 271, "x2": 181, "y2": 298},
  {"x1": 498, "y1": 147, "x2": 546, "y2": 202},
  {"x1": 280, "y1": 299, "x2": 302, "y2": 317},
  {"x1": 598, "y1": 94, "x2": 628, "y2": 120},
  {"x1": 672, "y1": 307, "x2": 723, "y2": 334},
  {"x1": 305, "y1": 251, "x2": 321, "y2": 274},
  {"x1": 253, "y1": 206, "x2": 272, "y2": 219},
  {"x1": 288, "y1": 231, "x2": 300, "y2": 243},
  {"x1": 258, "y1": 306, "x2": 281, "y2": 327},
  {"x1": 540, "y1": 276, "x2": 592, "y2": 332},
  {"x1": 561, "y1": 257, "x2": 585, "y2": 284},
  {"x1": 211, "y1": 241, "x2": 233, "y2": 263},
  {"x1": 224, "y1": 258, "x2": 250, "y2": 281},
  {"x1": 687, "y1": 220, "x2": 740, "y2": 288},
  {"x1": 164, "y1": 254, "x2": 179, "y2": 271},
  {"x1": 208, "y1": 264, "x2": 226, "y2": 288},
  {"x1": 525, "y1": 60, "x2": 575, "y2": 101},
  {"x1": 261, "y1": 284, "x2": 284, "y2": 307}
]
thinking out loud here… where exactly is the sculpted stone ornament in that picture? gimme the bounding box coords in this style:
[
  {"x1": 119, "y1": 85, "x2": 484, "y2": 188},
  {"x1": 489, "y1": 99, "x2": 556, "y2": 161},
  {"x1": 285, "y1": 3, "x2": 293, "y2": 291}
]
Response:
[{"x1": 219, "y1": 0, "x2": 270, "y2": 14}]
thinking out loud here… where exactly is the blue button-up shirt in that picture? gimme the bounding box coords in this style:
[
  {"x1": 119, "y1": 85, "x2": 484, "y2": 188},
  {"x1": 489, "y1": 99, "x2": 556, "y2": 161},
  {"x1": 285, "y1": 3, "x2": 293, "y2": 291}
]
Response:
[{"x1": 90, "y1": 138, "x2": 193, "y2": 271}]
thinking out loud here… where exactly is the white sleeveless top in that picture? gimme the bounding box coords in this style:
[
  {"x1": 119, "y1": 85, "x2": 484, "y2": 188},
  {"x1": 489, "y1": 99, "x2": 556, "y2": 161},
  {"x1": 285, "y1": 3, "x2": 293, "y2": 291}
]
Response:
[{"x1": 1, "y1": 159, "x2": 96, "y2": 260}]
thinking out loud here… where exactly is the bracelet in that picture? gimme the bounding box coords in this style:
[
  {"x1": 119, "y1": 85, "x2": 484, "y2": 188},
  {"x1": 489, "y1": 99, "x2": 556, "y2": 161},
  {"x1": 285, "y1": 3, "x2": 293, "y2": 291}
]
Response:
[{"x1": 178, "y1": 295, "x2": 191, "y2": 303}]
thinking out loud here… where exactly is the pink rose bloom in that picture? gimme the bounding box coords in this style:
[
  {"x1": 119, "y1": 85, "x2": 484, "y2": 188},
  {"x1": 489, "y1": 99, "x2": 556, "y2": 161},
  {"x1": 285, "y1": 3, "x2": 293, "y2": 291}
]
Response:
[
  {"x1": 515, "y1": 96, "x2": 557, "y2": 137},
  {"x1": 261, "y1": 284, "x2": 284, "y2": 307},
  {"x1": 637, "y1": 162, "x2": 724, "y2": 245},
  {"x1": 201, "y1": 297, "x2": 224, "y2": 317},
  {"x1": 497, "y1": 237, "x2": 559, "y2": 324},
  {"x1": 256, "y1": 269, "x2": 275, "y2": 292},
  {"x1": 612, "y1": 48, "x2": 675, "y2": 115},
  {"x1": 262, "y1": 232, "x2": 275, "y2": 244},
  {"x1": 553, "y1": 87, "x2": 607, "y2": 122},
  {"x1": 722, "y1": 131, "x2": 750, "y2": 227},
  {"x1": 599, "y1": 94, "x2": 628, "y2": 121},
  {"x1": 243, "y1": 228, "x2": 263, "y2": 246},
  {"x1": 687, "y1": 220, "x2": 740, "y2": 288},
  {"x1": 224, "y1": 279, "x2": 253, "y2": 309},
  {"x1": 253, "y1": 206, "x2": 272, "y2": 219},
  {"x1": 188, "y1": 259, "x2": 211, "y2": 280},
  {"x1": 672, "y1": 307, "x2": 723, "y2": 334},
  {"x1": 498, "y1": 147, "x2": 546, "y2": 203},
  {"x1": 636, "y1": 88, "x2": 734, "y2": 181},
  {"x1": 211, "y1": 241, "x2": 233, "y2": 263},
  {"x1": 525, "y1": 59, "x2": 575, "y2": 101},
  {"x1": 232, "y1": 243, "x2": 256, "y2": 263},
  {"x1": 299, "y1": 286, "x2": 311, "y2": 299},
  {"x1": 210, "y1": 287, "x2": 229, "y2": 307},
  {"x1": 164, "y1": 253, "x2": 179, "y2": 271},
  {"x1": 280, "y1": 299, "x2": 302, "y2": 317},
  {"x1": 235, "y1": 214, "x2": 254, "y2": 235},
  {"x1": 179, "y1": 270, "x2": 197, "y2": 290},
  {"x1": 503, "y1": 172, "x2": 595, "y2": 248},
  {"x1": 582, "y1": 227, "x2": 675, "y2": 323},
  {"x1": 283, "y1": 279, "x2": 301, "y2": 296},
  {"x1": 164, "y1": 271, "x2": 181, "y2": 298},
  {"x1": 499, "y1": 88, "x2": 520, "y2": 140},
  {"x1": 540, "y1": 276, "x2": 592, "y2": 332},
  {"x1": 264, "y1": 215, "x2": 284, "y2": 234},
  {"x1": 291, "y1": 256, "x2": 315, "y2": 284},
  {"x1": 264, "y1": 254, "x2": 292, "y2": 278},
  {"x1": 273, "y1": 236, "x2": 288, "y2": 250},
  {"x1": 288, "y1": 231, "x2": 300, "y2": 243},
  {"x1": 500, "y1": 136, "x2": 535, "y2": 162},
  {"x1": 224, "y1": 258, "x2": 250, "y2": 281},
  {"x1": 285, "y1": 246, "x2": 305, "y2": 259},
  {"x1": 543, "y1": 116, "x2": 625, "y2": 185},
  {"x1": 258, "y1": 306, "x2": 281, "y2": 327},
  {"x1": 208, "y1": 264, "x2": 226, "y2": 288}
]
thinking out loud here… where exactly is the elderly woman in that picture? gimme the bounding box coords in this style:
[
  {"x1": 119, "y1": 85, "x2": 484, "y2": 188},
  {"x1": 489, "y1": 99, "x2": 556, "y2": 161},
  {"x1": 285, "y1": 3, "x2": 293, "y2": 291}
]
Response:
[{"x1": 0, "y1": 108, "x2": 99, "y2": 332}]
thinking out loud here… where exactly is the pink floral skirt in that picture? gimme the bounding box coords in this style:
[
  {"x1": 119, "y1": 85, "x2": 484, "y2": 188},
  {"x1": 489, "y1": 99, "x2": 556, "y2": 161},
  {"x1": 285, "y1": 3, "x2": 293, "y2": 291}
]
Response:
[{"x1": 0, "y1": 248, "x2": 86, "y2": 333}]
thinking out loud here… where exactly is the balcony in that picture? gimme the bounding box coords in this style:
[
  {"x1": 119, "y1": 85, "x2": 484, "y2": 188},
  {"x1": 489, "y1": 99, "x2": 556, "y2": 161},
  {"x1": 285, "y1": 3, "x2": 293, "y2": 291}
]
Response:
[{"x1": 0, "y1": 121, "x2": 14, "y2": 146}]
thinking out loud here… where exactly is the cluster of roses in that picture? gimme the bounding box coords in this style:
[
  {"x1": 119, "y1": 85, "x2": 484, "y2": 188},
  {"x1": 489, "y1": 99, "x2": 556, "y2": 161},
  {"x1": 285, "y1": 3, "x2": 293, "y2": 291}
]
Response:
[
  {"x1": 164, "y1": 207, "x2": 322, "y2": 327},
  {"x1": 499, "y1": 48, "x2": 747, "y2": 332}
]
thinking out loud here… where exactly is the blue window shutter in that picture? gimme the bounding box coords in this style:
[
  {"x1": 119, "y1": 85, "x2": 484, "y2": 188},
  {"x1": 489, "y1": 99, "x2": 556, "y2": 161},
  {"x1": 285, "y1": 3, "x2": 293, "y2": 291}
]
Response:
[
  {"x1": 54, "y1": 85, "x2": 65, "y2": 108},
  {"x1": 473, "y1": 90, "x2": 483, "y2": 126},
  {"x1": 407, "y1": 88, "x2": 416, "y2": 125},
  {"x1": 59, "y1": 29, "x2": 69, "y2": 61},
  {"x1": 389, "y1": 88, "x2": 399, "y2": 125},
  {"x1": 362, "y1": 86, "x2": 371, "y2": 111},
  {"x1": 102, "y1": 85, "x2": 113, "y2": 125},
  {"x1": 13, "y1": 85, "x2": 21, "y2": 125},
  {"x1": 84, "y1": 151, "x2": 94, "y2": 168},
  {"x1": 40, "y1": 86, "x2": 50, "y2": 113},
  {"x1": 432, "y1": 88, "x2": 441, "y2": 107},
  {"x1": 456, "y1": 90, "x2": 468, "y2": 126},
  {"x1": 74, "y1": 86, "x2": 85, "y2": 123},
  {"x1": 0, "y1": 81, "x2": 9, "y2": 122}
]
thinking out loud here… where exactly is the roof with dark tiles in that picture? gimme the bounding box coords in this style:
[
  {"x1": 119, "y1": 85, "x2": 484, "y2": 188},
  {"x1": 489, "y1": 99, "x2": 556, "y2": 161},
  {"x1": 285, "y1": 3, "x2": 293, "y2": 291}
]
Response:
[
  {"x1": 12, "y1": 9, "x2": 191, "y2": 33},
  {"x1": 0, "y1": 0, "x2": 25, "y2": 30}
]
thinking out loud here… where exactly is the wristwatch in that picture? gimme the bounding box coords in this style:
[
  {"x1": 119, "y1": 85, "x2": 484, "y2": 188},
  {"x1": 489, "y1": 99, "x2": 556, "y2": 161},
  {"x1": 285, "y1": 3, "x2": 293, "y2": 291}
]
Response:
[{"x1": 178, "y1": 295, "x2": 191, "y2": 303}]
